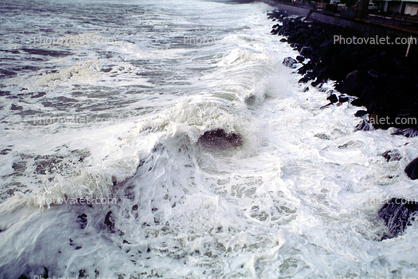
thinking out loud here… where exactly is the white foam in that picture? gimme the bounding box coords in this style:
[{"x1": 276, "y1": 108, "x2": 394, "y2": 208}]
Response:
[{"x1": 1, "y1": 0, "x2": 418, "y2": 278}]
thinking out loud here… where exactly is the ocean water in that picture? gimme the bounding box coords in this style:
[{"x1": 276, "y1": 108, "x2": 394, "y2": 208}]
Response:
[{"x1": 1, "y1": 0, "x2": 418, "y2": 278}]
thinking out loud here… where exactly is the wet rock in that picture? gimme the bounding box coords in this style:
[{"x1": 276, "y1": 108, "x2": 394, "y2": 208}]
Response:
[
  {"x1": 327, "y1": 94, "x2": 338, "y2": 104},
  {"x1": 245, "y1": 95, "x2": 256, "y2": 106},
  {"x1": 342, "y1": 70, "x2": 367, "y2": 96},
  {"x1": 282, "y1": 57, "x2": 298, "y2": 68},
  {"x1": 338, "y1": 95, "x2": 349, "y2": 103},
  {"x1": 382, "y1": 150, "x2": 402, "y2": 162},
  {"x1": 355, "y1": 110, "x2": 368, "y2": 118},
  {"x1": 355, "y1": 119, "x2": 374, "y2": 131},
  {"x1": 198, "y1": 129, "x2": 242, "y2": 149},
  {"x1": 378, "y1": 198, "x2": 418, "y2": 238},
  {"x1": 296, "y1": 55, "x2": 305, "y2": 62},
  {"x1": 300, "y1": 46, "x2": 313, "y2": 56},
  {"x1": 392, "y1": 128, "x2": 418, "y2": 138},
  {"x1": 405, "y1": 157, "x2": 418, "y2": 180},
  {"x1": 269, "y1": 10, "x2": 418, "y2": 133}
]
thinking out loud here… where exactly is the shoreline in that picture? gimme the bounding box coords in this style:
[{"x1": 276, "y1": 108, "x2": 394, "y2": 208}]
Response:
[
  {"x1": 267, "y1": 9, "x2": 418, "y2": 137},
  {"x1": 266, "y1": 9, "x2": 418, "y2": 239}
]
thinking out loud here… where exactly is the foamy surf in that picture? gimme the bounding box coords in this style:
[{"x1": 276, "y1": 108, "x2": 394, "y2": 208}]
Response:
[{"x1": 1, "y1": 0, "x2": 418, "y2": 278}]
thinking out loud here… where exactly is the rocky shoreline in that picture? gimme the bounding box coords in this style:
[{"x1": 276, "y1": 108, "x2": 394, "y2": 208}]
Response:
[
  {"x1": 268, "y1": 10, "x2": 418, "y2": 136},
  {"x1": 267, "y1": 10, "x2": 418, "y2": 238}
]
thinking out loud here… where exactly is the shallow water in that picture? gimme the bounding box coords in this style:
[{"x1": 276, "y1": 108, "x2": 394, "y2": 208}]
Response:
[{"x1": 1, "y1": 0, "x2": 418, "y2": 278}]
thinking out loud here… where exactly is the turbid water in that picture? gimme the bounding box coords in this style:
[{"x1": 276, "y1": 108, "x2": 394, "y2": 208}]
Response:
[{"x1": 1, "y1": 0, "x2": 418, "y2": 278}]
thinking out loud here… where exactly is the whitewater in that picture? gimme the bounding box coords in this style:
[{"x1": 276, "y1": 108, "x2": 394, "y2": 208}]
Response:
[{"x1": 1, "y1": 0, "x2": 418, "y2": 278}]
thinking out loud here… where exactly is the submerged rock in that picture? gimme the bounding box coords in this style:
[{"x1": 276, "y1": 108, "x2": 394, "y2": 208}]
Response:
[
  {"x1": 378, "y1": 198, "x2": 418, "y2": 238},
  {"x1": 198, "y1": 129, "x2": 242, "y2": 149},
  {"x1": 405, "y1": 157, "x2": 418, "y2": 180},
  {"x1": 392, "y1": 128, "x2": 418, "y2": 138},
  {"x1": 382, "y1": 150, "x2": 402, "y2": 162},
  {"x1": 355, "y1": 119, "x2": 374, "y2": 131}
]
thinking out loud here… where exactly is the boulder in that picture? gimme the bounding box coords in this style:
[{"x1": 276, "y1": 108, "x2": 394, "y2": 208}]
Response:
[
  {"x1": 354, "y1": 110, "x2": 368, "y2": 118},
  {"x1": 405, "y1": 157, "x2": 418, "y2": 180},
  {"x1": 327, "y1": 94, "x2": 338, "y2": 103},
  {"x1": 296, "y1": 55, "x2": 305, "y2": 62},
  {"x1": 338, "y1": 95, "x2": 349, "y2": 103},
  {"x1": 198, "y1": 129, "x2": 243, "y2": 149},
  {"x1": 378, "y1": 198, "x2": 418, "y2": 238},
  {"x1": 282, "y1": 57, "x2": 298, "y2": 68},
  {"x1": 355, "y1": 119, "x2": 374, "y2": 131},
  {"x1": 342, "y1": 70, "x2": 365, "y2": 96},
  {"x1": 382, "y1": 150, "x2": 401, "y2": 162},
  {"x1": 300, "y1": 46, "x2": 313, "y2": 56}
]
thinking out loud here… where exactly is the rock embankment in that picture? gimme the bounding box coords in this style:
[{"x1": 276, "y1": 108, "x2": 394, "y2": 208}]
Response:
[{"x1": 269, "y1": 10, "x2": 418, "y2": 136}]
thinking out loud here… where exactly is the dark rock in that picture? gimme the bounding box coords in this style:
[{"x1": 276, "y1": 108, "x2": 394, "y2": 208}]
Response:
[
  {"x1": 378, "y1": 198, "x2": 418, "y2": 238},
  {"x1": 198, "y1": 129, "x2": 243, "y2": 149},
  {"x1": 282, "y1": 57, "x2": 298, "y2": 68},
  {"x1": 319, "y1": 39, "x2": 332, "y2": 50},
  {"x1": 354, "y1": 110, "x2": 368, "y2": 118},
  {"x1": 393, "y1": 128, "x2": 418, "y2": 138},
  {"x1": 268, "y1": 11, "x2": 418, "y2": 133},
  {"x1": 338, "y1": 95, "x2": 349, "y2": 103},
  {"x1": 327, "y1": 94, "x2": 338, "y2": 103},
  {"x1": 245, "y1": 95, "x2": 256, "y2": 106},
  {"x1": 355, "y1": 119, "x2": 374, "y2": 131},
  {"x1": 405, "y1": 157, "x2": 418, "y2": 180},
  {"x1": 104, "y1": 211, "x2": 115, "y2": 233},
  {"x1": 382, "y1": 150, "x2": 402, "y2": 162},
  {"x1": 342, "y1": 70, "x2": 368, "y2": 96},
  {"x1": 303, "y1": 87, "x2": 309, "y2": 92},
  {"x1": 280, "y1": 38, "x2": 287, "y2": 42},
  {"x1": 296, "y1": 55, "x2": 305, "y2": 62},
  {"x1": 300, "y1": 46, "x2": 313, "y2": 56}
]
